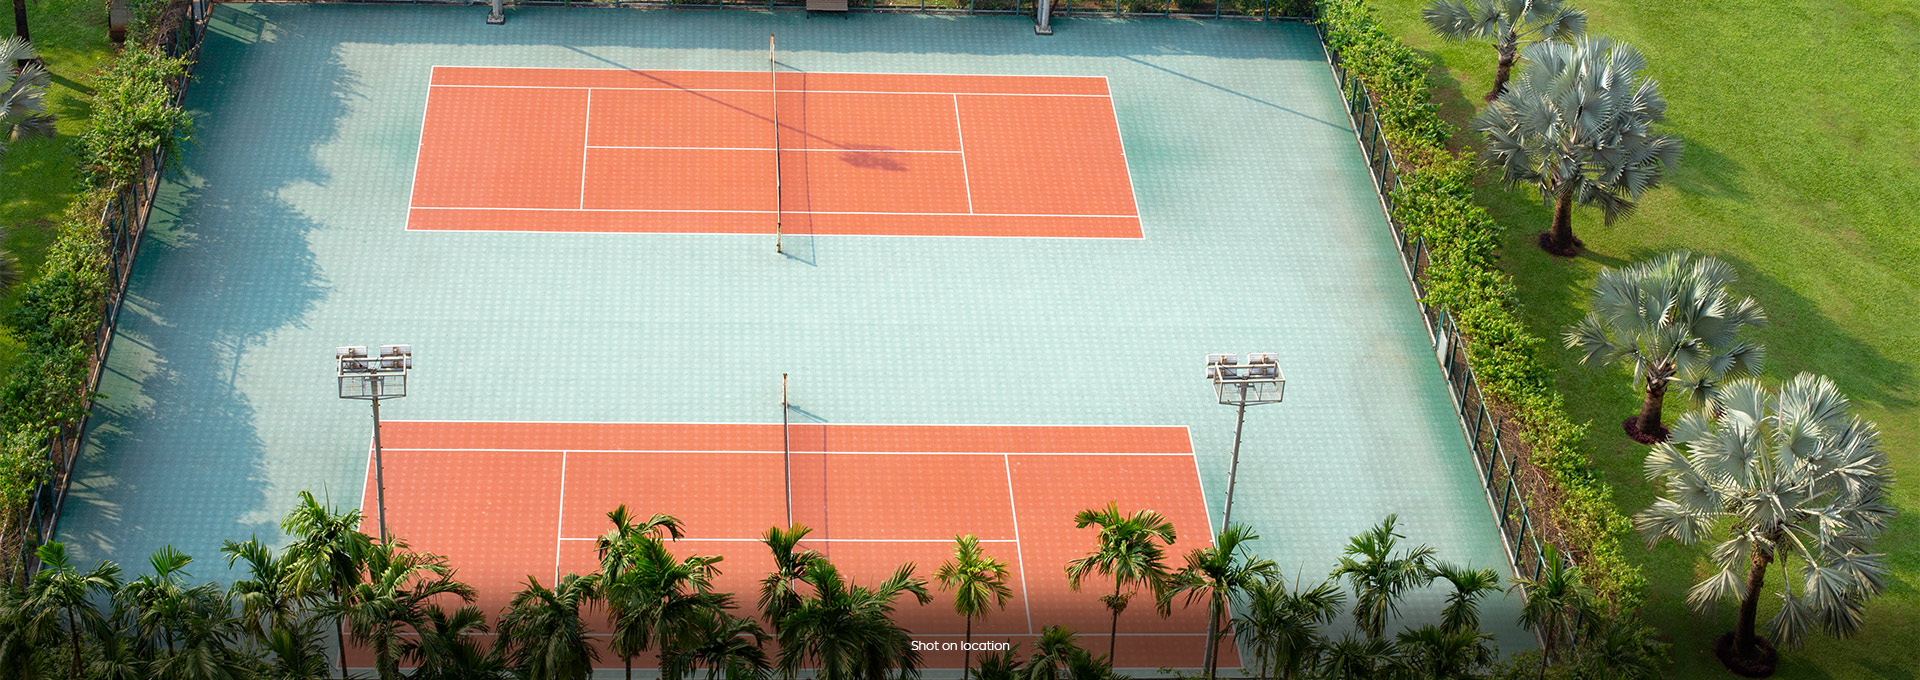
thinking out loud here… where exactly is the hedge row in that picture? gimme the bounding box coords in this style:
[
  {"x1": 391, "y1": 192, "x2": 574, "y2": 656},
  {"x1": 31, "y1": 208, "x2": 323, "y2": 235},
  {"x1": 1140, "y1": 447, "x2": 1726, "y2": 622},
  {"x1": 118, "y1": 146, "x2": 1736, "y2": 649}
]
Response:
[
  {"x1": 0, "y1": 39, "x2": 194, "y2": 526},
  {"x1": 1314, "y1": 0, "x2": 1644, "y2": 606}
]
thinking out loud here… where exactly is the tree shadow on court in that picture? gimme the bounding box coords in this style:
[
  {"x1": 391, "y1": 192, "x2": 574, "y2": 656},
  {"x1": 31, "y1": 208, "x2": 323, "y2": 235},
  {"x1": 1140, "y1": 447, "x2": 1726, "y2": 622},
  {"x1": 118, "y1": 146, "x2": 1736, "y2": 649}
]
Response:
[{"x1": 58, "y1": 9, "x2": 347, "y2": 572}]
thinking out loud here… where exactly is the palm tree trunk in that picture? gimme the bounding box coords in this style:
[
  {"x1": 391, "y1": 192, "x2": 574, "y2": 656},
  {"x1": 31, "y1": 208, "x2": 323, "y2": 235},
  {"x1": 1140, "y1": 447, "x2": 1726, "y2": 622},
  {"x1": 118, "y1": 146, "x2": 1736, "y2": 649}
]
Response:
[
  {"x1": 68, "y1": 609, "x2": 81, "y2": 680},
  {"x1": 9, "y1": 0, "x2": 28, "y2": 43},
  {"x1": 336, "y1": 612, "x2": 349, "y2": 680},
  {"x1": 1636, "y1": 372, "x2": 1671, "y2": 440},
  {"x1": 963, "y1": 615, "x2": 974, "y2": 680},
  {"x1": 1487, "y1": 37, "x2": 1516, "y2": 102},
  {"x1": 1108, "y1": 580, "x2": 1122, "y2": 663},
  {"x1": 1734, "y1": 550, "x2": 1771, "y2": 657},
  {"x1": 1202, "y1": 601, "x2": 1220, "y2": 680},
  {"x1": 627, "y1": 655, "x2": 634, "y2": 680},
  {"x1": 1542, "y1": 189, "x2": 1579, "y2": 255}
]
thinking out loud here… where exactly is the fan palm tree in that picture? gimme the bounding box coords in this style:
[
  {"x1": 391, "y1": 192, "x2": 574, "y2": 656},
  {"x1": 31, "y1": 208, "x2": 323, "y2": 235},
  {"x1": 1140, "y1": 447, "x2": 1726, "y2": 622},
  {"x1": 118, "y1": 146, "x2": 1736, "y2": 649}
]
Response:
[
  {"x1": 605, "y1": 532, "x2": 729, "y2": 680},
  {"x1": 933, "y1": 534, "x2": 1015, "y2": 679},
  {"x1": 498, "y1": 573, "x2": 602, "y2": 680},
  {"x1": 1634, "y1": 373, "x2": 1892, "y2": 673},
  {"x1": 1427, "y1": 561, "x2": 1502, "y2": 634},
  {"x1": 325, "y1": 541, "x2": 477, "y2": 679},
  {"x1": 758, "y1": 524, "x2": 820, "y2": 634},
  {"x1": 222, "y1": 537, "x2": 312, "y2": 644},
  {"x1": 280, "y1": 490, "x2": 373, "y2": 680},
  {"x1": 660, "y1": 608, "x2": 772, "y2": 680},
  {"x1": 1566, "y1": 251, "x2": 1766, "y2": 443},
  {"x1": 2, "y1": 39, "x2": 54, "y2": 145},
  {"x1": 1233, "y1": 574, "x2": 1343, "y2": 680},
  {"x1": 1476, "y1": 35, "x2": 1681, "y2": 255},
  {"x1": 27, "y1": 542, "x2": 121, "y2": 680},
  {"x1": 411, "y1": 604, "x2": 508, "y2": 680},
  {"x1": 1422, "y1": 0, "x2": 1586, "y2": 101},
  {"x1": 1330, "y1": 515, "x2": 1434, "y2": 640},
  {"x1": 1161, "y1": 524, "x2": 1275, "y2": 679},
  {"x1": 1064, "y1": 503, "x2": 1177, "y2": 661},
  {"x1": 1508, "y1": 545, "x2": 1592, "y2": 672},
  {"x1": 1392, "y1": 624, "x2": 1495, "y2": 680},
  {"x1": 776, "y1": 560, "x2": 931, "y2": 680}
]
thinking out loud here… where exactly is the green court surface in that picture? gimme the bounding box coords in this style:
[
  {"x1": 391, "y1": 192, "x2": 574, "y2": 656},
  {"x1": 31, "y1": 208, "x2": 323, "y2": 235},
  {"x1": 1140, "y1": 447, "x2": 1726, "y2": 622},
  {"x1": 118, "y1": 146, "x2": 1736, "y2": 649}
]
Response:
[{"x1": 58, "y1": 3, "x2": 1530, "y2": 653}]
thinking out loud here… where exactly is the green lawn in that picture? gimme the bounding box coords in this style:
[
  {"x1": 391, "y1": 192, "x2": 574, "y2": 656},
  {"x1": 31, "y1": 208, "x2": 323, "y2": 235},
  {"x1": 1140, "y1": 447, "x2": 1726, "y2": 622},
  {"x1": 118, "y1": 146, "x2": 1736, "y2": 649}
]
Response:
[
  {"x1": 1, "y1": 0, "x2": 113, "y2": 366},
  {"x1": 1368, "y1": 1, "x2": 1920, "y2": 678}
]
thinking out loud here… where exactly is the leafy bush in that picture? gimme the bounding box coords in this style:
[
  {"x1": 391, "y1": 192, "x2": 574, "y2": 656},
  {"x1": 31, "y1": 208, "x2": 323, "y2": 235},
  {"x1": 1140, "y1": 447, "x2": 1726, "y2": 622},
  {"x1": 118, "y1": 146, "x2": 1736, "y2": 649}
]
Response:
[
  {"x1": 1315, "y1": 0, "x2": 1644, "y2": 607},
  {"x1": 77, "y1": 46, "x2": 194, "y2": 188}
]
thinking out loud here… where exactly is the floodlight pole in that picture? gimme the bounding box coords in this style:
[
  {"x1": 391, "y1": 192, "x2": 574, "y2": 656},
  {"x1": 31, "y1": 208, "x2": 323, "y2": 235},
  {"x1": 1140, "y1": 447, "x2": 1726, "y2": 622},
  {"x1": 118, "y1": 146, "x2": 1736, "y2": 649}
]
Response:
[
  {"x1": 1222, "y1": 391, "x2": 1247, "y2": 529},
  {"x1": 369, "y1": 387, "x2": 389, "y2": 544},
  {"x1": 783, "y1": 373, "x2": 792, "y2": 527}
]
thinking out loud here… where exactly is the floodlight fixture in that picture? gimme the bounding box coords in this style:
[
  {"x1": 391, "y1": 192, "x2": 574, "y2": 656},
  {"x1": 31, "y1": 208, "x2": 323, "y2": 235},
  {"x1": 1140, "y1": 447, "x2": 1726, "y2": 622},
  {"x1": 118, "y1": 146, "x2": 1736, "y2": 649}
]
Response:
[{"x1": 336, "y1": 344, "x2": 414, "y2": 543}]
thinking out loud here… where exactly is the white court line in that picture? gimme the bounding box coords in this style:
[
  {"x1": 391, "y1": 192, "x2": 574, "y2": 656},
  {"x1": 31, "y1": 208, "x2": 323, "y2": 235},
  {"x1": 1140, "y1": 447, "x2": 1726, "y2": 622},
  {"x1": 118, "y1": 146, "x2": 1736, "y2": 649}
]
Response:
[
  {"x1": 409, "y1": 206, "x2": 1138, "y2": 219},
  {"x1": 578, "y1": 89, "x2": 591, "y2": 210},
  {"x1": 953, "y1": 94, "x2": 974, "y2": 214},
  {"x1": 404, "y1": 67, "x2": 435, "y2": 213},
  {"x1": 586, "y1": 145, "x2": 961, "y2": 154},
  {"x1": 1004, "y1": 453, "x2": 1035, "y2": 635},
  {"x1": 435, "y1": 64, "x2": 1110, "y2": 80},
  {"x1": 384, "y1": 418, "x2": 1188, "y2": 430},
  {"x1": 381, "y1": 448, "x2": 1197, "y2": 457},
  {"x1": 556, "y1": 537, "x2": 1019, "y2": 543},
  {"x1": 429, "y1": 83, "x2": 1113, "y2": 99}
]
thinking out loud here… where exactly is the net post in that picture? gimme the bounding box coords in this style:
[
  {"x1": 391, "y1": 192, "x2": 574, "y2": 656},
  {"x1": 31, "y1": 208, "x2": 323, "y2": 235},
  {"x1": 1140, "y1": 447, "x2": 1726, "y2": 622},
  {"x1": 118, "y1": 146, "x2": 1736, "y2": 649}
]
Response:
[{"x1": 771, "y1": 34, "x2": 783, "y2": 254}]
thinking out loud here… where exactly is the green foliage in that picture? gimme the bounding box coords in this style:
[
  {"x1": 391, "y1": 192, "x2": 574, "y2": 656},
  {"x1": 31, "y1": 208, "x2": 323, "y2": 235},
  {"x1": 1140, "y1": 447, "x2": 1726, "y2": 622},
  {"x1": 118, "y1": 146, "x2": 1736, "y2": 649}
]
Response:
[
  {"x1": 76, "y1": 45, "x2": 193, "y2": 189},
  {"x1": 0, "y1": 9, "x2": 193, "y2": 541},
  {"x1": 1315, "y1": 0, "x2": 1644, "y2": 608}
]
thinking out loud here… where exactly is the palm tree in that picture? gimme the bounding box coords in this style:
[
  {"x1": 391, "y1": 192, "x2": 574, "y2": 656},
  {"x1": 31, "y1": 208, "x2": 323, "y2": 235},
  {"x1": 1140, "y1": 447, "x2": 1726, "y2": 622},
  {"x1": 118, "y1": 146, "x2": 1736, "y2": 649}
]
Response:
[
  {"x1": 222, "y1": 537, "x2": 311, "y2": 644},
  {"x1": 144, "y1": 584, "x2": 256, "y2": 680},
  {"x1": 498, "y1": 573, "x2": 602, "y2": 680},
  {"x1": 0, "y1": 578, "x2": 47, "y2": 678},
  {"x1": 1476, "y1": 35, "x2": 1681, "y2": 255},
  {"x1": 972, "y1": 643, "x2": 1023, "y2": 680},
  {"x1": 1064, "y1": 503, "x2": 1177, "y2": 661},
  {"x1": 1330, "y1": 515, "x2": 1434, "y2": 640},
  {"x1": 1422, "y1": 0, "x2": 1586, "y2": 101},
  {"x1": 661, "y1": 608, "x2": 772, "y2": 680},
  {"x1": 1392, "y1": 624, "x2": 1495, "y2": 680},
  {"x1": 1023, "y1": 626, "x2": 1095, "y2": 680},
  {"x1": 1634, "y1": 373, "x2": 1892, "y2": 674},
  {"x1": 933, "y1": 534, "x2": 1014, "y2": 679},
  {"x1": 1233, "y1": 574, "x2": 1343, "y2": 680},
  {"x1": 776, "y1": 560, "x2": 931, "y2": 679},
  {"x1": 1571, "y1": 614, "x2": 1666, "y2": 680},
  {"x1": 1161, "y1": 524, "x2": 1275, "y2": 679},
  {"x1": 280, "y1": 490, "x2": 373, "y2": 680},
  {"x1": 1317, "y1": 635, "x2": 1395, "y2": 680},
  {"x1": 1508, "y1": 545, "x2": 1593, "y2": 673},
  {"x1": 262, "y1": 622, "x2": 336, "y2": 680},
  {"x1": 2, "y1": 39, "x2": 53, "y2": 147},
  {"x1": 411, "y1": 604, "x2": 508, "y2": 680},
  {"x1": 1566, "y1": 251, "x2": 1766, "y2": 443},
  {"x1": 27, "y1": 542, "x2": 121, "y2": 680},
  {"x1": 605, "y1": 532, "x2": 729, "y2": 680},
  {"x1": 116, "y1": 546, "x2": 193, "y2": 655},
  {"x1": 596, "y1": 507, "x2": 687, "y2": 583},
  {"x1": 1427, "y1": 562, "x2": 1501, "y2": 634},
  {"x1": 326, "y1": 541, "x2": 477, "y2": 679},
  {"x1": 757, "y1": 524, "x2": 820, "y2": 633}
]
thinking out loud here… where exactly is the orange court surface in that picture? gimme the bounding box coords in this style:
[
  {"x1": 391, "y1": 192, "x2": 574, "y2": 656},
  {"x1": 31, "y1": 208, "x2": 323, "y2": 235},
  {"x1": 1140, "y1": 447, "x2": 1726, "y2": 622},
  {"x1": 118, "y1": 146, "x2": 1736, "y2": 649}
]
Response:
[
  {"x1": 406, "y1": 67, "x2": 1144, "y2": 238},
  {"x1": 358, "y1": 421, "x2": 1234, "y2": 669}
]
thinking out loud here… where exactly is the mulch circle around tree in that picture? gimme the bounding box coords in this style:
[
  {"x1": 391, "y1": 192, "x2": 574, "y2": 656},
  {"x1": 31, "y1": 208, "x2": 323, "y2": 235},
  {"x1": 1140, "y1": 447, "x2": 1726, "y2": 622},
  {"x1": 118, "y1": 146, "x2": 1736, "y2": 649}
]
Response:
[
  {"x1": 1536, "y1": 231, "x2": 1584, "y2": 257},
  {"x1": 1715, "y1": 631, "x2": 1779, "y2": 678},
  {"x1": 1623, "y1": 416, "x2": 1670, "y2": 445}
]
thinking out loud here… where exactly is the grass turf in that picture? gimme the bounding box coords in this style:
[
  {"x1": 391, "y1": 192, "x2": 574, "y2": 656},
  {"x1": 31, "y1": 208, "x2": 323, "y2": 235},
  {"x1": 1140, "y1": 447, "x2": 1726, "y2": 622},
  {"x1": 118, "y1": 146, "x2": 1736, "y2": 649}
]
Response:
[
  {"x1": 1368, "y1": 0, "x2": 1920, "y2": 677},
  {"x1": 0, "y1": 0, "x2": 114, "y2": 366}
]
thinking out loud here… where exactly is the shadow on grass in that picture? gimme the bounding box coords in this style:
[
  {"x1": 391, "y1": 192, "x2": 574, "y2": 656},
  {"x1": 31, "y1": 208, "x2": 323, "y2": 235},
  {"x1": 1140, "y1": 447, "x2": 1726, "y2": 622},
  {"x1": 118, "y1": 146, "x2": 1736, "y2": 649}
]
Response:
[{"x1": 1715, "y1": 252, "x2": 1913, "y2": 412}]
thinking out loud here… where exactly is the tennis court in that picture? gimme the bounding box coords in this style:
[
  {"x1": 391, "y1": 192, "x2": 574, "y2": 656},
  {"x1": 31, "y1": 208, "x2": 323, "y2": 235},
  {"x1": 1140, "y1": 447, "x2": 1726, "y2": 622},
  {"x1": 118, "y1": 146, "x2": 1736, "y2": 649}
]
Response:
[
  {"x1": 411, "y1": 67, "x2": 1142, "y2": 237},
  {"x1": 60, "y1": 4, "x2": 1530, "y2": 673},
  {"x1": 358, "y1": 421, "x2": 1226, "y2": 667}
]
